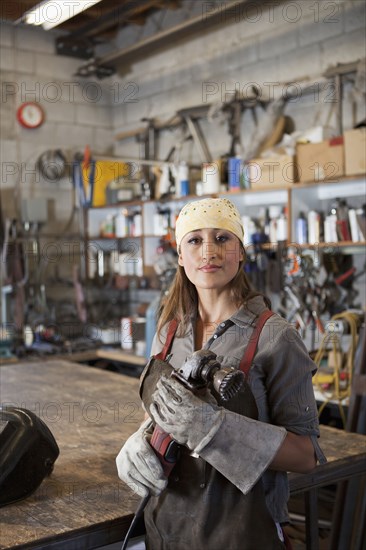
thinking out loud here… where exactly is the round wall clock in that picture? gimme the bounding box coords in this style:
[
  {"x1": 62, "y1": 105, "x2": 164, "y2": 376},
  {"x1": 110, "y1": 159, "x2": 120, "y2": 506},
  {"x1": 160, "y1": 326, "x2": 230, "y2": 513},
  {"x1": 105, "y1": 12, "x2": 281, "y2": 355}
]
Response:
[{"x1": 17, "y1": 102, "x2": 45, "y2": 129}]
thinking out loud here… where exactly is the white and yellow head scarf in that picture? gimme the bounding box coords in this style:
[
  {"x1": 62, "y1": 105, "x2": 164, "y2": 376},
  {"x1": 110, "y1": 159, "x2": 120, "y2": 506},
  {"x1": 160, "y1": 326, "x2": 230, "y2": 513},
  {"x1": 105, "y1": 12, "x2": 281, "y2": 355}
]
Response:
[{"x1": 175, "y1": 198, "x2": 244, "y2": 247}]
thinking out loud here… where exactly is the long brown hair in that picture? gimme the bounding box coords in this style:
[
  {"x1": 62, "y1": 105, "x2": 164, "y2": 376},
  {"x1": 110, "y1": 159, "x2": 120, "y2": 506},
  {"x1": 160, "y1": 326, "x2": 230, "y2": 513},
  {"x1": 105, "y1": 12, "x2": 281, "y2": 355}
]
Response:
[{"x1": 156, "y1": 248, "x2": 270, "y2": 340}]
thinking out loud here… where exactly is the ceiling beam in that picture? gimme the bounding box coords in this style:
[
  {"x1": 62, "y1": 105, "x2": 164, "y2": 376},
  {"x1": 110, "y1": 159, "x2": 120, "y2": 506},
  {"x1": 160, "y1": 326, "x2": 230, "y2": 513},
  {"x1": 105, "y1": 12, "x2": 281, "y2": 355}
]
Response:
[{"x1": 72, "y1": 0, "x2": 164, "y2": 38}]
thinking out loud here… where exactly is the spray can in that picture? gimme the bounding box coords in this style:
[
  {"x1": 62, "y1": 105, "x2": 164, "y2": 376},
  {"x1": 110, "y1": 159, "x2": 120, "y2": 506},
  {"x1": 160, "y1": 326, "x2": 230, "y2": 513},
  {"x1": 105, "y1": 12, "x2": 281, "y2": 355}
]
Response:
[
  {"x1": 121, "y1": 317, "x2": 133, "y2": 350},
  {"x1": 228, "y1": 157, "x2": 242, "y2": 191}
]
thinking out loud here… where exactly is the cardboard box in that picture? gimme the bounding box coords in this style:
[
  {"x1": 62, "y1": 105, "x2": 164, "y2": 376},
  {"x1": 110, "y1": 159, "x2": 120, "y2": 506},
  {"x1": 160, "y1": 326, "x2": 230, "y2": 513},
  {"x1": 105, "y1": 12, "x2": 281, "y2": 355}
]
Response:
[
  {"x1": 247, "y1": 155, "x2": 297, "y2": 188},
  {"x1": 344, "y1": 128, "x2": 366, "y2": 176},
  {"x1": 296, "y1": 137, "x2": 344, "y2": 183}
]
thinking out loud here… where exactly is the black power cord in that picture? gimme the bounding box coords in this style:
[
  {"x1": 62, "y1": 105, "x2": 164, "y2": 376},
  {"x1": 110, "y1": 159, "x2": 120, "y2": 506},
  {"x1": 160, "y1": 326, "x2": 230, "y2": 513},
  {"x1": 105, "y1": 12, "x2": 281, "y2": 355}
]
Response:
[{"x1": 121, "y1": 494, "x2": 150, "y2": 550}]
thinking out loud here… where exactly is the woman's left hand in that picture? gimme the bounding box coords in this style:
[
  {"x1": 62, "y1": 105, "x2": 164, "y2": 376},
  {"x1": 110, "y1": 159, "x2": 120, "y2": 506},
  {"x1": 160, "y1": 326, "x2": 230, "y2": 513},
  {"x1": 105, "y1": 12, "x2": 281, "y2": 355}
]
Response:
[{"x1": 150, "y1": 375, "x2": 223, "y2": 451}]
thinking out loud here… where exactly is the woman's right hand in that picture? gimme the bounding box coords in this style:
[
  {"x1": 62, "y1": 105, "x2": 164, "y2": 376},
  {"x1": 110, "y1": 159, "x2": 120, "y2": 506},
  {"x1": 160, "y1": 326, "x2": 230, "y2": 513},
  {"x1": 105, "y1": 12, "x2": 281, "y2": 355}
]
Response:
[{"x1": 116, "y1": 418, "x2": 168, "y2": 498}]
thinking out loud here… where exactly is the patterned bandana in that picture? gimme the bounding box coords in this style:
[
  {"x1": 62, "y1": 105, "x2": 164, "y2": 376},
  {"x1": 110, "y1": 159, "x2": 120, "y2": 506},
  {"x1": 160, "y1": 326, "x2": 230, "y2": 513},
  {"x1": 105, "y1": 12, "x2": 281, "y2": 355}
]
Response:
[{"x1": 175, "y1": 198, "x2": 244, "y2": 247}]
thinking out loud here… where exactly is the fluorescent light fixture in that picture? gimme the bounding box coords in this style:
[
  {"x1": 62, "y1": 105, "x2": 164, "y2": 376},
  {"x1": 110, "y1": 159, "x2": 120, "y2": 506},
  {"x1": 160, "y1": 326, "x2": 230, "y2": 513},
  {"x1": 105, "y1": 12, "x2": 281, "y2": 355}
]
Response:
[{"x1": 24, "y1": 0, "x2": 103, "y2": 30}]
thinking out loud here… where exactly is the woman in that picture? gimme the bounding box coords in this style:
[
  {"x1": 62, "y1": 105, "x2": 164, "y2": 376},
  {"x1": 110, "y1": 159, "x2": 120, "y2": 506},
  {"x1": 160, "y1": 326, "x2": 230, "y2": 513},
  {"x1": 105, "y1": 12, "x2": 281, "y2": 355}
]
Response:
[{"x1": 116, "y1": 198, "x2": 325, "y2": 550}]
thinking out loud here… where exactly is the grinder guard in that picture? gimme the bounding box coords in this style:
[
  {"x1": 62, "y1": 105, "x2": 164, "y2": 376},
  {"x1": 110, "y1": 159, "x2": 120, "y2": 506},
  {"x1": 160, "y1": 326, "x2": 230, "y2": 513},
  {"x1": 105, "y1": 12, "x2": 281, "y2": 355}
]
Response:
[
  {"x1": 139, "y1": 356, "x2": 174, "y2": 413},
  {"x1": 0, "y1": 406, "x2": 60, "y2": 507}
]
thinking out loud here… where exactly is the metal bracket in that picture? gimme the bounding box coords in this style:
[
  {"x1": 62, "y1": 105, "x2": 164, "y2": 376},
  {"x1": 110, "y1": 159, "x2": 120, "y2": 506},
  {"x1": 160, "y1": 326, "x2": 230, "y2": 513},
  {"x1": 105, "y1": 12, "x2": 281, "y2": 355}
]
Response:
[{"x1": 56, "y1": 36, "x2": 95, "y2": 60}]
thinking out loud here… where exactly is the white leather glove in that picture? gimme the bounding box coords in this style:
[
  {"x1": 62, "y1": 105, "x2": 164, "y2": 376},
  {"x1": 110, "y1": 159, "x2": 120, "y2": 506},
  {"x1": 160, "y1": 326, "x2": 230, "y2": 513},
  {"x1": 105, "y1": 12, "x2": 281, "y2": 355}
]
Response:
[
  {"x1": 149, "y1": 375, "x2": 223, "y2": 452},
  {"x1": 115, "y1": 418, "x2": 168, "y2": 498},
  {"x1": 150, "y1": 375, "x2": 287, "y2": 496}
]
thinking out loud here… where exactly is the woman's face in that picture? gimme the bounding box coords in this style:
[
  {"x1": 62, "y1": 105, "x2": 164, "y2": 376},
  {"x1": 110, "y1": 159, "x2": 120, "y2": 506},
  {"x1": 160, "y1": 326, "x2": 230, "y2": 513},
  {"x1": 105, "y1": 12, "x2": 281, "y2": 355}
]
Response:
[{"x1": 178, "y1": 228, "x2": 244, "y2": 291}]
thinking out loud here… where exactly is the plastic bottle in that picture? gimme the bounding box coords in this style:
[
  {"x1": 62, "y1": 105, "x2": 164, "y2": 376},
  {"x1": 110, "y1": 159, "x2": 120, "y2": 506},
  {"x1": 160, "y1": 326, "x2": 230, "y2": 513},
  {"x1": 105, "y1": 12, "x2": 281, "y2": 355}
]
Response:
[
  {"x1": 276, "y1": 208, "x2": 288, "y2": 241},
  {"x1": 308, "y1": 210, "x2": 320, "y2": 244},
  {"x1": 179, "y1": 161, "x2": 190, "y2": 196},
  {"x1": 296, "y1": 212, "x2": 308, "y2": 244},
  {"x1": 115, "y1": 210, "x2": 127, "y2": 238},
  {"x1": 134, "y1": 212, "x2": 142, "y2": 236}
]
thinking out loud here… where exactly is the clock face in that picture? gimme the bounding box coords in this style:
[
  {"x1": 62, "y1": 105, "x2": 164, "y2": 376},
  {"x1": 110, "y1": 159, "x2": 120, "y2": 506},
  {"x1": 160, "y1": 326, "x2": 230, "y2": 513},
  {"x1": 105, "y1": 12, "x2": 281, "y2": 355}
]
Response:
[{"x1": 17, "y1": 102, "x2": 45, "y2": 128}]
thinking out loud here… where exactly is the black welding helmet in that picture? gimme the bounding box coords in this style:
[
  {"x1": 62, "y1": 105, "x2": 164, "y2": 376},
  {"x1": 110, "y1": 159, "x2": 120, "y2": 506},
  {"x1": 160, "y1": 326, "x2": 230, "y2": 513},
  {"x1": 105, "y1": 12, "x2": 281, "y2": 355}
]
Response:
[{"x1": 0, "y1": 406, "x2": 59, "y2": 507}]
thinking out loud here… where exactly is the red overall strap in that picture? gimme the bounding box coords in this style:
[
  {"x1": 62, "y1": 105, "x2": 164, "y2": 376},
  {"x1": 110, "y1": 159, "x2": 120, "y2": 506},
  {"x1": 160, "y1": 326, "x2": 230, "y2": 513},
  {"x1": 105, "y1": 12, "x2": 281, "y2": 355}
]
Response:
[
  {"x1": 155, "y1": 319, "x2": 178, "y2": 360},
  {"x1": 239, "y1": 310, "x2": 275, "y2": 376}
]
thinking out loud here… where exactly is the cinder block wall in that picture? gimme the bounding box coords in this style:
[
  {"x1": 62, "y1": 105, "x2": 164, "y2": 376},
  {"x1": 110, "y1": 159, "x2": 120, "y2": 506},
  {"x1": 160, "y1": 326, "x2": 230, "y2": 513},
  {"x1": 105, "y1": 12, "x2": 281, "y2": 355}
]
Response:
[
  {"x1": 1, "y1": 1, "x2": 365, "y2": 195},
  {"x1": 0, "y1": 0, "x2": 365, "y2": 304},
  {"x1": 112, "y1": 0, "x2": 366, "y2": 162},
  {"x1": 0, "y1": 22, "x2": 114, "y2": 231}
]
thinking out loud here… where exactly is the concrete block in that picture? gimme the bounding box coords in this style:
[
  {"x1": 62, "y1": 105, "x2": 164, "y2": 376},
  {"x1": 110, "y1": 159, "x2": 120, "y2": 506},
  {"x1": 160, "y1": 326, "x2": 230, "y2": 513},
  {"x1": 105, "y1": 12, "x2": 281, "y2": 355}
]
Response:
[
  {"x1": 15, "y1": 49, "x2": 36, "y2": 74},
  {"x1": 94, "y1": 127, "x2": 114, "y2": 154},
  {"x1": 135, "y1": 72, "x2": 174, "y2": 101},
  {"x1": 19, "y1": 141, "x2": 52, "y2": 165},
  {"x1": 321, "y1": 28, "x2": 366, "y2": 71},
  {"x1": 200, "y1": 118, "x2": 231, "y2": 159},
  {"x1": 12, "y1": 74, "x2": 73, "y2": 106},
  {"x1": 14, "y1": 25, "x2": 55, "y2": 55},
  {"x1": 111, "y1": 104, "x2": 127, "y2": 128},
  {"x1": 109, "y1": 78, "x2": 141, "y2": 107},
  {"x1": 278, "y1": 43, "x2": 321, "y2": 83},
  {"x1": 0, "y1": 105, "x2": 15, "y2": 140},
  {"x1": 53, "y1": 122, "x2": 93, "y2": 148},
  {"x1": 18, "y1": 120, "x2": 59, "y2": 147},
  {"x1": 113, "y1": 137, "x2": 141, "y2": 159},
  {"x1": 299, "y1": 7, "x2": 344, "y2": 47},
  {"x1": 35, "y1": 52, "x2": 80, "y2": 79},
  {"x1": 46, "y1": 100, "x2": 75, "y2": 124},
  {"x1": 0, "y1": 47, "x2": 15, "y2": 71},
  {"x1": 259, "y1": 27, "x2": 298, "y2": 60},
  {"x1": 0, "y1": 81, "x2": 16, "y2": 139},
  {"x1": 1, "y1": 140, "x2": 18, "y2": 189},
  {"x1": 75, "y1": 103, "x2": 112, "y2": 128},
  {"x1": 0, "y1": 22, "x2": 14, "y2": 47},
  {"x1": 239, "y1": 58, "x2": 280, "y2": 94},
  {"x1": 193, "y1": 21, "x2": 239, "y2": 59},
  {"x1": 51, "y1": 78, "x2": 111, "y2": 107},
  {"x1": 235, "y1": 3, "x2": 284, "y2": 42},
  {"x1": 124, "y1": 96, "x2": 152, "y2": 125},
  {"x1": 344, "y1": 0, "x2": 366, "y2": 32},
  {"x1": 214, "y1": 38, "x2": 258, "y2": 71}
]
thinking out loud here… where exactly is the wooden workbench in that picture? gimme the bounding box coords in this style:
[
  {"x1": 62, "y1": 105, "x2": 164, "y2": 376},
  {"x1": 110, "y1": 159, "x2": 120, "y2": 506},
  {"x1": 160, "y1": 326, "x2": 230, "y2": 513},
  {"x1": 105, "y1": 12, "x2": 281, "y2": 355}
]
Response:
[
  {"x1": 0, "y1": 348, "x2": 147, "y2": 367},
  {"x1": 0, "y1": 360, "x2": 365, "y2": 550},
  {"x1": 0, "y1": 360, "x2": 145, "y2": 550}
]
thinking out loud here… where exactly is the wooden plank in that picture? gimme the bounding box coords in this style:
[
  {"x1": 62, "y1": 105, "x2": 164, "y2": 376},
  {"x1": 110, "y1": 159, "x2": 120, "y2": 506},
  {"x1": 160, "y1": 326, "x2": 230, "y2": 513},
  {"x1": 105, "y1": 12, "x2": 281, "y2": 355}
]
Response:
[
  {"x1": 289, "y1": 425, "x2": 366, "y2": 494},
  {"x1": 1, "y1": 364, "x2": 366, "y2": 549},
  {"x1": 0, "y1": 361, "x2": 144, "y2": 549}
]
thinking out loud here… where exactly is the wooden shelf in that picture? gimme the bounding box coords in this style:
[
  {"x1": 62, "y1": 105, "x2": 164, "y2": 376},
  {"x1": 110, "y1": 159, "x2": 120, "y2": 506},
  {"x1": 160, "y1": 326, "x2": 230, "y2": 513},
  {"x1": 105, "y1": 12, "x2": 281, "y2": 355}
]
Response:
[
  {"x1": 300, "y1": 241, "x2": 366, "y2": 248},
  {"x1": 85, "y1": 174, "x2": 366, "y2": 276},
  {"x1": 254, "y1": 241, "x2": 366, "y2": 250},
  {"x1": 292, "y1": 174, "x2": 365, "y2": 190},
  {"x1": 88, "y1": 235, "x2": 142, "y2": 240}
]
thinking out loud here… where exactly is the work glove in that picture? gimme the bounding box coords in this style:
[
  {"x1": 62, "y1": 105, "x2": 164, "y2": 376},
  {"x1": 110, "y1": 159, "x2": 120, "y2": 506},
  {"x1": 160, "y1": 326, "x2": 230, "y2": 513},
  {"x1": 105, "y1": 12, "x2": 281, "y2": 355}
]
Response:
[
  {"x1": 149, "y1": 375, "x2": 223, "y2": 452},
  {"x1": 115, "y1": 418, "x2": 168, "y2": 498},
  {"x1": 150, "y1": 375, "x2": 287, "y2": 495}
]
